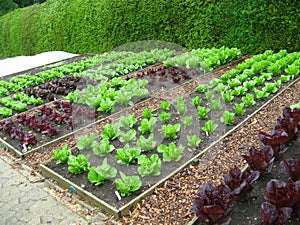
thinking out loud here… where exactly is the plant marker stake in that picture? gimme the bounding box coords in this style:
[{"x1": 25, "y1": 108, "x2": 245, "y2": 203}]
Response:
[
  {"x1": 115, "y1": 190, "x2": 121, "y2": 201},
  {"x1": 22, "y1": 144, "x2": 27, "y2": 153},
  {"x1": 1, "y1": 143, "x2": 6, "y2": 148},
  {"x1": 69, "y1": 186, "x2": 76, "y2": 193}
]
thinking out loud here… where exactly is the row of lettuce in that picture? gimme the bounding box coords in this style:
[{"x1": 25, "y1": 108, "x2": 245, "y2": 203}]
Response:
[{"x1": 0, "y1": 47, "x2": 240, "y2": 118}]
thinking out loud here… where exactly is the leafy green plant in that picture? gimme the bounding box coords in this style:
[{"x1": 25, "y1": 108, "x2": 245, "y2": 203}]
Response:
[
  {"x1": 0, "y1": 107, "x2": 12, "y2": 117},
  {"x1": 119, "y1": 129, "x2": 136, "y2": 143},
  {"x1": 222, "y1": 91, "x2": 234, "y2": 103},
  {"x1": 280, "y1": 75, "x2": 291, "y2": 83},
  {"x1": 136, "y1": 134, "x2": 156, "y2": 152},
  {"x1": 115, "y1": 144, "x2": 141, "y2": 165},
  {"x1": 159, "y1": 111, "x2": 171, "y2": 123},
  {"x1": 202, "y1": 120, "x2": 218, "y2": 135},
  {"x1": 213, "y1": 83, "x2": 228, "y2": 93},
  {"x1": 234, "y1": 103, "x2": 246, "y2": 116},
  {"x1": 253, "y1": 76, "x2": 265, "y2": 86},
  {"x1": 232, "y1": 86, "x2": 247, "y2": 96},
  {"x1": 204, "y1": 90, "x2": 215, "y2": 101},
  {"x1": 242, "y1": 94, "x2": 256, "y2": 107},
  {"x1": 243, "y1": 80, "x2": 256, "y2": 91},
  {"x1": 228, "y1": 79, "x2": 242, "y2": 89},
  {"x1": 101, "y1": 123, "x2": 119, "y2": 140},
  {"x1": 262, "y1": 82, "x2": 278, "y2": 94},
  {"x1": 236, "y1": 74, "x2": 248, "y2": 84},
  {"x1": 88, "y1": 158, "x2": 117, "y2": 185},
  {"x1": 192, "y1": 96, "x2": 202, "y2": 108},
  {"x1": 137, "y1": 154, "x2": 161, "y2": 177},
  {"x1": 197, "y1": 106, "x2": 210, "y2": 120},
  {"x1": 176, "y1": 96, "x2": 187, "y2": 115},
  {"x1": 196, "y1": 84, "x2": 209, "y2": 93},
  {"x1": 52, "y1": 144, "x2": 71, "y2": 164},
  {"x1": 254, "y1": 89, "x2": 270, "y2": 100},
  {"x1": 187, "y1": 135, "x2": 201, "y2": 147},
  {"x1": 220, "y1": 111, "x2": 235, "y2": 125},
  {"x1": 77, "y1": 134, "x2": 96, "y2": 150},
  {"x1": 261, "y1": 72, "x2": 273, "y2": 81},
  {"x1": 210, "y1": 99, "x2": 223, "y2": 111},
  {"x1": 157, "y1": 143, "x2": 185, "y2": 162},
  {"x1": 119, "y1": 114, "x2": 137, "y2": 130},
  {"x1": 267, "y1": 62, "x2": 282, "y2": 75},
  {"x1": 138, "y1": 117, "x2": 157, "y2": 134},
  {"x1": 67, "y1": 154, "x2": 90, "y2": 174},
  {"x1": 142, "y1": 108, "x2": 153, "y2": 119},
  {"x1": 160, "y1": 101, "x2": 171, "y2": 111},
  {"x1": 285, "y1": 64, "x2": 299, "y2": 76},
  {"x1": 162, "y1": 123, "x2": 181, "y2": 139},
  {"x1": 115, "y1": 172, "x2": 142, "y2": 197},
  {"x1": 183, "y1": 115, "x2": 193, "y2": 128},
  {"x1": 92, "y1": 138, "x2": 115, "y2": 156},
  {"x1": 209, "y1": 79, "x2": 220, "y2": 88}
]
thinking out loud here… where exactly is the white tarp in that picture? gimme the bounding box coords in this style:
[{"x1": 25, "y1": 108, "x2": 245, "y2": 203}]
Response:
[{"x1": 0, "y1": 51, "x2": 78, "y2": 77}]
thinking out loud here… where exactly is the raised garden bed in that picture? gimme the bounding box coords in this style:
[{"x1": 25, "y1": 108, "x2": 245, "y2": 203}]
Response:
[{"x1": 2, "y1": 48, "x2": 300, "y2": 225}]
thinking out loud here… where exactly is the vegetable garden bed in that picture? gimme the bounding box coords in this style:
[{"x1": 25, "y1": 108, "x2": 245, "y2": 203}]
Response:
[{"x1": 2, "y1": 47, "x2": 300, "y2": 224}]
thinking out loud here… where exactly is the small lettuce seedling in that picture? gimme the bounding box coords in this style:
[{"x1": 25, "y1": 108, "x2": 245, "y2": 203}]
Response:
[
  {"x1": 115, "y1": 144, "x2": 141, "y2": 165},
  {"x1": 142, "y1": 108, "x2": 153, "y2": 119},
  {"x1": 101, "y1": 123, "x2": 119, "y2": 140},
  {"x1": 213, "y1": 83, "x2": 228, "y2": 93},
  {"x1": 136, "y1": 134, "x2": 156, "y2": 152},
  {"x1": 197, "y1": 106, "x2": 210, "y2": 120},
  {"x1": 119, "y1": 114, "x2": 137, "y2": 130},
  {"x1": 234, "y1": 103, "x2": 246, "y2": 116},
  {"x1": 220, "y1": 110, "x2": 235, "y2": 125},
  {"x1": 162, "y1": 123, "x2": 181, "y2": 140},
  {"x1": 115, "y1": 172, "x2": 142, "y2": 197},
  {"x1": 202, "y1": 120, "x2": 218, "y2": 135},
  {"x1": 92, "y1": 138, "x2": 115, "y2": 156},
  {"x1": 52, "y1": 144, "x2": 71, "y2": 164},
  {"x1": 176, "y1": 96, "x2": 187, "y2": 115},
  {"x1": 222, "y1": 91, "x2": 234, "y2": 103},
  {"x1": 157, "y1": 143, "x2": 185, "y2": 162},
  {"x1": 77, "y1": 134, "x2": 96, "y2": 150},
  {"x1": 242, "y1": 94, "x2": 256, "y2": 107},
  {"x1": 67, "y1": 154, "x2": 90, "y2": 174},
  {"x1": 210, "y1": 99, "x2": 223, "y2": 111},
  {"x1": 138, "y1": 117, "x2": 157, "y2": 134},
  {"x1": 254, "y1": 89, "x2": 270, "y2": 100},
  {"x1": 159, "y1": 111, "x2": 171, "y2": 123},
  {"x1": 137, "y1": 154, "x2": 161, "y2": 177},
  {"x1": 196, "y1": 84, "x2": 209, "y2": 93},
  {"x1": 183, "y1": 115, "x2": 193, "y2": 128},
  {"x1": 160, "y1": 101, "x2": 171, "y2": 111},
  {"x1": 192, "y1": 96, "x2": 202, "y2": 108},
  {"x1": 187, "y1": 135, "x2": 201, "y2": 147},
  {"x1": 118, "y1": 129, "x2": 136, "y2": 143},
  {"x1": 204, "y1": 90, "x2": 214, "y2": 101},
  {"x1": 88, "y1": 158, "x2": 117, "y2": 185}
]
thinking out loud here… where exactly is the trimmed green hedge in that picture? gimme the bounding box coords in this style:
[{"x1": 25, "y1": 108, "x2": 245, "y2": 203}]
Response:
[{"x1": 0, "y1": 0, "x2": 299, "y2": 58}]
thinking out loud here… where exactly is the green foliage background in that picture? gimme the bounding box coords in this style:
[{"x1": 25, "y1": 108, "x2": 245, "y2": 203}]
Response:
[{"x1": 0, "y1": 0, "x2": 299, "y2": 58}]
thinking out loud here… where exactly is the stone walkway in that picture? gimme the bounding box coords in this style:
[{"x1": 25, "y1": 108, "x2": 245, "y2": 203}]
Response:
[{"x1": 0, "y1": 157, "x2": 90, "y2": 225}]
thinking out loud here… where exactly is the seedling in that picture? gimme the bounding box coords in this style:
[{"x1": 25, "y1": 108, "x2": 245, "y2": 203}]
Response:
[
  {"x1": 157, "y1": 143, "x2": 185, "y2": 162},
  {"x1": 202, "y1": 120, "x2": 218, "y2": 135},
  {"x1": 115, "y1": 172, "x2": 142, "y2": 197},
  {"x1": 137, "y1": 154, "x2": 161, "y2": 177},
  {"x1": 88, "y1": 158, "x2": 117, "y2": 185},
  {"x1": 220, "y1": 110, "x2": 235, "y2": 125},
  {"x1": 187, "y1": 135, "x2": 201, "y2": 147}
]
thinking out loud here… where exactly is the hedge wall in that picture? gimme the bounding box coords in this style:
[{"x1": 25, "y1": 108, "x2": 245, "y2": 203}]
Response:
[{"x1": 0, "y1": 0, "x2": 299, "y2": 58}]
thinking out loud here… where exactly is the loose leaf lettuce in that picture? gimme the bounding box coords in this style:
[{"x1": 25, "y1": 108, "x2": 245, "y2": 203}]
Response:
[
  {"x1": 137, "y1": 154, "x2": 161, "y2": 177},
  {"x1": 88, "y1": 158, "x2": 117, "y2": 185},
  {"x1": 115, "y1": 172, "x2": 142, "y2": 197}
]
